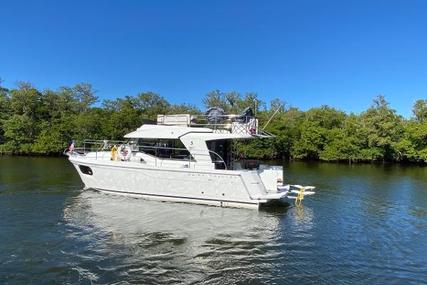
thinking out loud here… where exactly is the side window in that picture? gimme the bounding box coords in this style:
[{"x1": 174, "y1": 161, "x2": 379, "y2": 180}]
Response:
[
  {"x1": 138, "y1": 139, "x2": 157, "y2": 156},
  {"x1": 137, "y1": 139, "x2": 192, "y2": 160}
]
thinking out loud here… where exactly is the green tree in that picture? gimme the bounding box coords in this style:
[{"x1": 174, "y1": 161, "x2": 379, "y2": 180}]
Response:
[
  {"x1": 360, "y1": 95, "x2": 404, "y2": 161},
  {"x1": 413, "y1": 99, "x2": 427, "y2": 123},
  {"x1": 265, "y1": 106, "x2": 303, "y2": 159},
  {"x1": 32, "y1": 124, "x2": 67, "y2": 154},
  {"x1": 9, "y1": 82, "x2": 42, "y2": 119},
  {"x1": 167, "y1": 103, "x2": 200, "y2": 114},
  {"x1": 397, "y1": 120, "x2": 427, "y2": 163},
  {"x1": 203, "y1": 90, "x2": 228, "y2": 110},
  {"x1": 0, "y1": 80, "x2": 11, "y2": 144},
  {"x1": 2, "y1": 114, "x2": 36, "y2": 153},
  {"x1": 103, "y1": 96, "x2": 142, "y2": 139},
  {"x1": 292, "y1": 120, "x2": 325, "y2": 159},
  {"x1": 291, "y1": 106, "x2": 346, "y2": 160},
  {"x1": 136, "y1": 92, "x2": 170, "y2": 120}
]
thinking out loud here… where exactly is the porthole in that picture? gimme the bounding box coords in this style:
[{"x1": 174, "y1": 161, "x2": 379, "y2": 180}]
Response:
[{"x1": 78, "y1": 165, "x2": 93, "y2": 175}]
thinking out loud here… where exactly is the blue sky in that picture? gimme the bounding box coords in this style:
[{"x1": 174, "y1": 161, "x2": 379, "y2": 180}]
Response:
[{"x1": 1, "y1": 0, "x2": 426, "y2": 117}]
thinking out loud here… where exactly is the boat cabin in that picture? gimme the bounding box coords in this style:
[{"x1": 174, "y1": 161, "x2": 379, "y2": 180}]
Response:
[
  {"x1": 79, "y1": 110, "x2": 273, "y2": 171},
  {"x1": 122, "y1": 112, "x2": 271, "y2": 170}
]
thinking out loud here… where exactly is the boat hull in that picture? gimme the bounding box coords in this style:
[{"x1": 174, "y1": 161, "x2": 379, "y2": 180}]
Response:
[{"x1": 69, "y1": 157, "x2": 272, "y2": 209}]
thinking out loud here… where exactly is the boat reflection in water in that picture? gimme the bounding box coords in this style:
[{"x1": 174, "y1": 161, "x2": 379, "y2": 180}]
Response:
[{"x1": 62, "y1": 190, "x2": 315, "y2": 284}]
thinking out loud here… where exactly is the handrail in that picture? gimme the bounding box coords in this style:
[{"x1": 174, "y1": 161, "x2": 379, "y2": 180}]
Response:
[
  {"x1": 159, "y1": 114, "x2": 256, "y2": 130},
  {"x1": 204, "y1": 149, "x2": 228, "y2": 170},
  {"x1": 190, "y1": 115, "x2": 254, "y2": 129},
  {"x1": 68, "y1": 140, "x2": 228, "y2": 170}
]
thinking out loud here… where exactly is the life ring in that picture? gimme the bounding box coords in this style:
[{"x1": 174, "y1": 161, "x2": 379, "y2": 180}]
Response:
[{"x1": 118, "y1": 144, "x2": 132, "y2": 161}]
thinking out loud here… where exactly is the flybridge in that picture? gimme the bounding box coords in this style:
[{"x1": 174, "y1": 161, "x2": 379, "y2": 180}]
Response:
[{"x1": 156, "y1": 107, "x2": 274, "y2": 138}]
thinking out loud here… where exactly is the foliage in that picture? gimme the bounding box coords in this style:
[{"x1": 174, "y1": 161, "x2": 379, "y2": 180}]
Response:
[
  {"x1": 413, "y1": 99, "x2": 427, "y2": 123},
  {"x1": 0, "y1": 80, "x2": 425, "y2": 164}
]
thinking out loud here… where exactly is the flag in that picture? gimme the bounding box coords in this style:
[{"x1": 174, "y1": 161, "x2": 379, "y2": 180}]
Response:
[{"x1": 69, "y1": 140, "x2": 75, "y2": 152}]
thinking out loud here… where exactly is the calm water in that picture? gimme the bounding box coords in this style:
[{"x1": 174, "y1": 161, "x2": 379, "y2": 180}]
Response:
[{"x1": 1, "y1": 157, "x2": 426, "y2": 285}]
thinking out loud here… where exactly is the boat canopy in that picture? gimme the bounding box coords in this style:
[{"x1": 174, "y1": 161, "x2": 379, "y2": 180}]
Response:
[{"x1": 124, "y1": 124, "x2": 213, "y2": 139}]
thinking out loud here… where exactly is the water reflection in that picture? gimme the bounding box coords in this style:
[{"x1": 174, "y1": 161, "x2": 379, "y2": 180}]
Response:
[
  {"x1": 63, "y1": 191, "x2": 305, "y2": 284},
  {"x1": 293, "y1": 206, "x2": 314, "y2": 229}
]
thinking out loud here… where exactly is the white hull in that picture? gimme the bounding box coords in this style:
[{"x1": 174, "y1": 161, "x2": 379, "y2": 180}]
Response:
[
  {"x1": 69, "y1": 156, "x2": 287, "y2": 209},
  {"x1": 88, "y1": 189, "x2": 260, "y2": 209}
]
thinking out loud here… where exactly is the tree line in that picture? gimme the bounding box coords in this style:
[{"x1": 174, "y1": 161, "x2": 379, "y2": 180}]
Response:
[{"x1": 0, "y1": 80, "x2": 426, "y2": 164}]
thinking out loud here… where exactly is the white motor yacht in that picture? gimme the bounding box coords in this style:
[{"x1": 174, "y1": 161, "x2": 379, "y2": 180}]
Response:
[{"x1": 65, "y1": 108, "x2": 315, "y2": 209}]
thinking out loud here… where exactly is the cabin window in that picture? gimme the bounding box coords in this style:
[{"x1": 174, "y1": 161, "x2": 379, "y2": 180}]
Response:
[
  {"x1": 137, "y1": 139, "x2": 193, "y2": 160},
  {"x1": 79, "y1": 165, "x2": 93, "y2": 175}
]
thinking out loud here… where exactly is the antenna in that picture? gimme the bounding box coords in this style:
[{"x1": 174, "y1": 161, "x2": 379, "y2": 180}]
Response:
[{"x1": 262, "y1": 103, "x2": 283, "y2": 130}]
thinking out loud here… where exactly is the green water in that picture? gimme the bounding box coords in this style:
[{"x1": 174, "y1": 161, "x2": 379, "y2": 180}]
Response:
[{"x1": 1, "y1": 157, "x2": 426, "y2": 284}]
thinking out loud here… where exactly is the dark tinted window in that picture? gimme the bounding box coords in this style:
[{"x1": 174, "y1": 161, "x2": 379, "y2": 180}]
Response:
[
  {"x1": 137, "y1": 139, "x2": 192, "y2": 160},
  {"x1": 206, "y1": 140, "x2": 232, "y2": 169},
  {"x1": 79, "y1": 165, "x2": 93, "y2": 175}
]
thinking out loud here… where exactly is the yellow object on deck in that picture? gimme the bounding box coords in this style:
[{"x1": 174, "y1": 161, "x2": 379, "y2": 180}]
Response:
[{"x1": 111, "y1": 145, "x2": 118, "y2": 161}]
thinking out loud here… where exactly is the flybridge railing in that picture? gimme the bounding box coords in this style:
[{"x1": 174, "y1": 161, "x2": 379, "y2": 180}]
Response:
[
  {"x1": 66, "y1": 139, "x2": 228, "y2": 169},
  {"x1": 157, "y1": 114, "x2": 269, "y2": 136}
]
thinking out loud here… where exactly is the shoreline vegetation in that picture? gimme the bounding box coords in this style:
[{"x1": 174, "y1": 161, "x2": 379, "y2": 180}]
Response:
[{"x1": 0, "y1": 80, "x2": 426, "y2": 165}]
